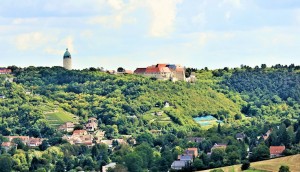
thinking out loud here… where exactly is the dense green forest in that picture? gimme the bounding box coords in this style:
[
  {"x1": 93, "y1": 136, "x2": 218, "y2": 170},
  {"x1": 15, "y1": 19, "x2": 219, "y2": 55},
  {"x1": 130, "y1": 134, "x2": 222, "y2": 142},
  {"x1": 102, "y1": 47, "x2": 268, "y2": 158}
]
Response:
[{"x1": 0, "y1": 64, "x2": 299, "y2": 172}]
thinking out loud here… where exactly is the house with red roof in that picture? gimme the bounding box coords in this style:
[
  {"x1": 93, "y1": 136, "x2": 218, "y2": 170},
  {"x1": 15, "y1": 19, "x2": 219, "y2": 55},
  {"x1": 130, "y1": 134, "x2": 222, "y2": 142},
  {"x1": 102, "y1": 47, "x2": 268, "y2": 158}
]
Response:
[
  {"x1": 28, "y1": 137, "x2": 44, "y2": 147},
  {"x1": 186, "y1": 148, "x2": 198, "y2": 157},
  {"x1": 72, "y1": 130, "x2": 88, "y2": 136},
  {"x1": 209, "y1": 143, "x2": 227, "y2": 154},
  {"x1": 270, "y1": 146, "x2": 285, "y2": 158},
  {"x1": 1, "y1": 142, "x2": 17, "y2": 152},
  {"x1": 85, "y1": 117, "x2": 98, "y2": 132},
  {"x1": 5, "y1": 136, "x2": 30, "y2": 144},
  {"x1": 58, "y1": 122, "x2": 75, "y2": 132},
  {"x1": 0, "y1": 68, "x2": 12, "y2": 74}
]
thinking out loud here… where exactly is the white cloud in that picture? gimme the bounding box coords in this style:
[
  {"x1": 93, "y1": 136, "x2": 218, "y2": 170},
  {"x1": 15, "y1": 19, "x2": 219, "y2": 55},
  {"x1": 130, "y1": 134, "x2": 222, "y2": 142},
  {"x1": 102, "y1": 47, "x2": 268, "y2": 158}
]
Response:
[
  {"x1": 107, "y1": 0, "x2": 125, "y2": 10},
  {"x1": 225, "y1": 11, "x2": 231, "y2": 20},
  {"x1": 220, "y1": 0, "x2": 241, "y2": 8},
  {"x1": 12, "y1": 18, "x2": 39, "y2": 25},
  {"x1": 146, "y1": 0, "x2": 183, "y2": 37},
  {"x1": 192, "y1": 12, "x2": 206, "y2": 25},
  {"x1": 14, "y1": 32, "x2": 51, "y2": 50},
  {"x1": 45, "y1": 36, "x2": 75, "y2": 55},
  {"x1": 88, "y1": 0, "x2": 182, "y2": 36},
  {"x1": 88, "y1": 14, "x2": 135, "y2": 28},
  {"x1": 80, "y1": 30, "x2": 93, "y2": 38},
  {"x1": 14, "y1": 31, "x2": 75, "y2": 56},
  {"x1": 87, "y1": 0, "x2": 139, "y2": 28}
]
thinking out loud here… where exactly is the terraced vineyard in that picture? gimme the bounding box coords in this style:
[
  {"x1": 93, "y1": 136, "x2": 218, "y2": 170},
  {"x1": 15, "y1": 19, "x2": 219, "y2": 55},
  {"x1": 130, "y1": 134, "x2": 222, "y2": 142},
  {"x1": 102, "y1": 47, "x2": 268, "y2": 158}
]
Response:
[{"x1": 45, "y1": 109, "x2": 78, "y2": 127}]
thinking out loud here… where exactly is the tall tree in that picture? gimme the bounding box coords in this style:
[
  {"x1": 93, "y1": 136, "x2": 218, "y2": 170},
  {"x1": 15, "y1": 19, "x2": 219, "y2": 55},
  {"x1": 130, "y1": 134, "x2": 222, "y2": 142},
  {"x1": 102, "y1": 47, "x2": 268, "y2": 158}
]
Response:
[{"x1": 0, "y1": 154, "x2": 13, "y2": 172}]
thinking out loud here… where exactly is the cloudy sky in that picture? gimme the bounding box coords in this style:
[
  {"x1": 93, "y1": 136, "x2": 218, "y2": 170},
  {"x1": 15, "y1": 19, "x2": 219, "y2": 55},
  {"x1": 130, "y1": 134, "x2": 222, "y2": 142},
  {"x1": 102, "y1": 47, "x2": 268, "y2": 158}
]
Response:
[{"x1": 0, "y1": 0, "x2": 300, "y2": 70}]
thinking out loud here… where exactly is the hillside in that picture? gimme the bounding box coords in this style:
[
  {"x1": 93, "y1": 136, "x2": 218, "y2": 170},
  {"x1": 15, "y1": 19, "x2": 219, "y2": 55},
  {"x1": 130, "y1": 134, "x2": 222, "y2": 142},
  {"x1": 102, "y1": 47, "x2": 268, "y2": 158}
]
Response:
[
  {"x1": 0, "y1": 65, "x2": 300, "y2": 172},
  {"x1": 0, "y1": 65, "x2": 299, "y2": 137},
  {"x1": 0, "y1": 66, "x2": 244, "y2": 137},
  {"x1": 198, "y1": 154, "x2": 300, "y2": 172}
]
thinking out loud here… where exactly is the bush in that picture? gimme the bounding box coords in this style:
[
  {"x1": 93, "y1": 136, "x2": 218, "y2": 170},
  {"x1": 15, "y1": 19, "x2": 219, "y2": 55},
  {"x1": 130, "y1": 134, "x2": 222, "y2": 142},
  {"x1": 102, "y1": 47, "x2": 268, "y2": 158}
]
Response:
[
  {"x1": 279, "y1": 165, "x2": 290, "y2": 172},
  {"x1": 241, "y1": 161, "x2": 250, "y2": 171}
]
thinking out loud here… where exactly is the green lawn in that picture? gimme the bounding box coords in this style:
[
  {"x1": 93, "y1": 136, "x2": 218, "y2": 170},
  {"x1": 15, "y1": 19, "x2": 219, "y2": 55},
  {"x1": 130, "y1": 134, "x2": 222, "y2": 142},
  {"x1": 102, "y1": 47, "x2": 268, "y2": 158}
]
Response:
[{"x1": 45, "y1": 110, "x2": 77, "y2": 127}]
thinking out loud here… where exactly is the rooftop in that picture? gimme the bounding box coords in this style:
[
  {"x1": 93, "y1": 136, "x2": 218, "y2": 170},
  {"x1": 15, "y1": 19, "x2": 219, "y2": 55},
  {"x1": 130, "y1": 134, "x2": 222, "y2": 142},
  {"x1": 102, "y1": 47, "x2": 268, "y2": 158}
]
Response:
[
  {"x1": 270, "y1": 146, "x2": 285, "y2": 155},
  {"x1": 63, "y1": 48, "x2": 71, "y2": 59}
]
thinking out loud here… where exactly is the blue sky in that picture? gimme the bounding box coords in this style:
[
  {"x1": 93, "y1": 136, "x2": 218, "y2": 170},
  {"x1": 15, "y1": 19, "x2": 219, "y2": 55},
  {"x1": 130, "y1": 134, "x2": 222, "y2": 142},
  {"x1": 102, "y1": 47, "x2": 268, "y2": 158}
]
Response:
[{"x1": 0, "y1": 0, "x2": 299, "y2": 70}]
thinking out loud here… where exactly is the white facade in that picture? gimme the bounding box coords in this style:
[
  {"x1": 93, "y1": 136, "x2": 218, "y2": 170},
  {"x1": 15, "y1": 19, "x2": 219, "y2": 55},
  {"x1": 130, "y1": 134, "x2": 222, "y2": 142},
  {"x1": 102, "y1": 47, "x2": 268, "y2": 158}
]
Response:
[{"x1": 63, "y1": 58, "x2": 72, "y2": 70}]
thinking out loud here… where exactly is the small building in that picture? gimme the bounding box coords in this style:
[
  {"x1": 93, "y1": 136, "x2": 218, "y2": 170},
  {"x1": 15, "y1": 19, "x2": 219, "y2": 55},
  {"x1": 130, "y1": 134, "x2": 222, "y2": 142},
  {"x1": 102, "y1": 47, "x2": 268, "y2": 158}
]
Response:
[
  {"x1": 114, "y1": 139, "x2": 127, "y2": 145},
  {"x1": 263, "y1": 130, "x2": 272, "y2": 141},
  {"x1": 211, "y1": 143, "x2": 227, "y2": 152},
  {"x1": 88, "y1": 117, "x2": 97, "y2": 123},
  {"x1": 72, "y1": 130, "x2": 88, "y2": 136},
  {"x1": 187, "y1": 137, "x2": 204, "y2": 143},
  {"x1": 1, "y1": 142, "x2": 16, "y2": 152},
  {"x1": 28, "y1": 137, "x2": 43, "y2": 147},
  {"x1": 236, "y1": 132, "x2": 246, "y2": 141},
  {"x1": 164, "y1": 101, "x2": 170, "y2": 108},
  {"x1": 85, "y1": 122, "x2": 98, "y2": 132},
  {"x1": 101, "y1": 140, "x2": 113, "y2": 148},
  {"x1": 5, "y1": 136, "x2": 30, "y2": 144},
  {"x1": 155, "y1": 111, "x2": 163, "y2": 116},
  {"x1": 0, "y1": 95, "x2": 5, "y2": 99},
  {"x1": 186, "y1": 148, "x2": 198, "y2": 158},
  {"x1": 58, "y1": 122, "x2": 75, "y2": 132},
  {"x1": 106, "y1": 70, "x2": 117, "y2": 74},
  {"x1": 102, "y1": 163, "x2": 117, "y2": 172},
  {"x1": 270, "y1": 146, "x2": 285, "y2": 158},
  {"x1": 171, "y1": 160, "x2": 187, "y2": 170},
  {"x1": 93, "y1": 130, "x2": 105, "y2": 143},
  {"x1": 178, "y1": 154, "x2": 193, "y2": 162},
  {"x1": 0, "y1": 68, "x2": 12, "y2": 74}
]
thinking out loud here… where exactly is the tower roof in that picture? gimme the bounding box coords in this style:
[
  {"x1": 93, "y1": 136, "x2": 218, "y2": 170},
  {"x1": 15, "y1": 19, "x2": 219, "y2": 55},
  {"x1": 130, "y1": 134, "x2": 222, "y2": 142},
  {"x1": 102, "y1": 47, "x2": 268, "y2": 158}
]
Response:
[{"x1": 63, "y1": 48, "x2": 71, "y2": 59}]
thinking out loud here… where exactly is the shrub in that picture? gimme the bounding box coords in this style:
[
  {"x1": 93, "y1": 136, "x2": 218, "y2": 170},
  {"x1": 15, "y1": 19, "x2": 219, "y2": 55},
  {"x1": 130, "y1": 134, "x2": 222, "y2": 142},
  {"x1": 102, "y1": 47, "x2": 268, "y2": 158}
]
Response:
[{"x1": 241, "y1": 161, "x2": 250, "y2": 171}]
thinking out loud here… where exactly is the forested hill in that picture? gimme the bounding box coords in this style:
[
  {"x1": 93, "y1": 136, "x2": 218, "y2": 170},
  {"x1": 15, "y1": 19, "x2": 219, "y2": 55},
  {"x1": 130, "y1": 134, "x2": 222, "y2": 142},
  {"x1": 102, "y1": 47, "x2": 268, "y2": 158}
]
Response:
[
  {"x1": 0, "y1": 65, "x2": 299, "y2": 138},
  {"x1": 219, "y1": 65, "x2": 300, "y2": 121}
]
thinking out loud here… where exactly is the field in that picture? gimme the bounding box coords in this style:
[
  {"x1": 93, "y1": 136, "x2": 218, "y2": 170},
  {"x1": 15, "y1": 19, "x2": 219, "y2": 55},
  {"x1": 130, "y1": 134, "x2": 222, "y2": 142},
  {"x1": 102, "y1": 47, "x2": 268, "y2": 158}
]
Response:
[
  {"x1": 45, "y1": 109, "x2": 78, "y2": 127},
  {"x1": 142, "y1": 109, "x2": 172, "y2": 126},
  {"x1": 198, "y1": 154, "x2": 300, "y2": 172}
]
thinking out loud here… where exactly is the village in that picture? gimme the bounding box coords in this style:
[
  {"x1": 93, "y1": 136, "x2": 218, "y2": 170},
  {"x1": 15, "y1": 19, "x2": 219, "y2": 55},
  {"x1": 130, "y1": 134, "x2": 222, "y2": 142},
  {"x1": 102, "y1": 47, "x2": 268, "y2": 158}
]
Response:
[{"x1": 1, "y1": 117, "x2": 287, "y2": 171}]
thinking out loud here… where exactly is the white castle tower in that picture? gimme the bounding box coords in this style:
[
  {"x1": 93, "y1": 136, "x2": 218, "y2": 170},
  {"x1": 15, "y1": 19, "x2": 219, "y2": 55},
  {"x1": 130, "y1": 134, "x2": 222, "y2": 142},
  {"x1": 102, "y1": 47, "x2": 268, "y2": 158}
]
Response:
[{"x1": 63, "y1": 48, "x2": 72, "y2": 70}]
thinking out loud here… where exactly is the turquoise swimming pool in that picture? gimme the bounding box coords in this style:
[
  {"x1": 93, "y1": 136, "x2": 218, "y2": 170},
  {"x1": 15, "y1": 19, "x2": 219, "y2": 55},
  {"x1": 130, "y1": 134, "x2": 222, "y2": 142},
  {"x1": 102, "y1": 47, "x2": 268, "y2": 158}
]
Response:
[{"x1": 193, "y1": 115, "x2": 222, "y2": 126}]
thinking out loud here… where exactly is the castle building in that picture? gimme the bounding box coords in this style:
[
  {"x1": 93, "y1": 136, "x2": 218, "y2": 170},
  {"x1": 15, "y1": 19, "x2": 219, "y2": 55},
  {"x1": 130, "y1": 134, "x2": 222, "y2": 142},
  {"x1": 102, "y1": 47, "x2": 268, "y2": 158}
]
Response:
[
  {"x1": 134, "y1": 64, "x2": 186, "y2": 81},
  {"x1": 63, "y1": 48, "x2": 72, "y2": 70}
]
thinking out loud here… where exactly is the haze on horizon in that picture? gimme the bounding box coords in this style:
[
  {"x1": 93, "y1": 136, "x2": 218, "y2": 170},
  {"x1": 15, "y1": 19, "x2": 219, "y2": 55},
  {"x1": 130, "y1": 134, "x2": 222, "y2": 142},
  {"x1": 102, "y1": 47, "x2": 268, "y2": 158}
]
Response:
[{"x1": 0, "y1": 0, "x2": 299, "y2": 70}]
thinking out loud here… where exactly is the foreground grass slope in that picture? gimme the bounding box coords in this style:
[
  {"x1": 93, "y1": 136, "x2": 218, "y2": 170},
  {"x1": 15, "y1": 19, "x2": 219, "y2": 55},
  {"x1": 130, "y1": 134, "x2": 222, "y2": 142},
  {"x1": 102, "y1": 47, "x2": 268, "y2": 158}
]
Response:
[{"x1": 198, "y1": 154, "x2": 300, "y2": 172}]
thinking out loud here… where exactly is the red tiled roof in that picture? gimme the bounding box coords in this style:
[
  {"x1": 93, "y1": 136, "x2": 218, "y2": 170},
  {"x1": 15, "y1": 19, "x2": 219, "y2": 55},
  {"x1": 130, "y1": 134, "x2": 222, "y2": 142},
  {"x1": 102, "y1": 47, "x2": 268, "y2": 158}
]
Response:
[
  {"x1": 73, "y1": 130, "x2": 87, "y2": 135},
  {"x1": 0, "y1": 68, "x2": 12, "y2": 73},
  {"x1": 145, "y1": 67, "x2": 171, "y2": 73},
  {"x1": 1, "y1": 142, "x2": 13, "y2": 147},
  {"x1": 5, "y1": 136, "x2": 29, "y2": 141},
  {"x1": 270, "y1": 146, "x2": 285, "y2": 155},
  {"x1": 134, "y1": 68, "x2": 146, "y2": 74}
]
